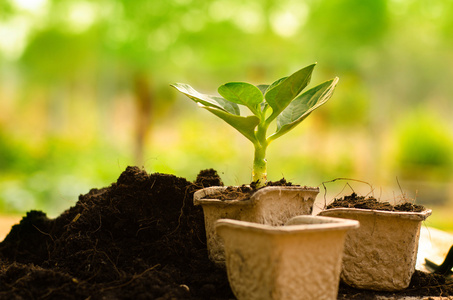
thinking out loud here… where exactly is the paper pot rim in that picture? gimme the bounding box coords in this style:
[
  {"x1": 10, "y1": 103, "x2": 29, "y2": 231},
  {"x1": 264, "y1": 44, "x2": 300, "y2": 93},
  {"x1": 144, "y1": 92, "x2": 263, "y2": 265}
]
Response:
[
  {"x1": 215, "y1": 215, "x2": 359, "y2": 235},
  {"x1": 319, "y1": 207, "x2": 432, "y2": 221},
  {"x1": 194, "y1": 185, "x2": 319, "y2": 206}
]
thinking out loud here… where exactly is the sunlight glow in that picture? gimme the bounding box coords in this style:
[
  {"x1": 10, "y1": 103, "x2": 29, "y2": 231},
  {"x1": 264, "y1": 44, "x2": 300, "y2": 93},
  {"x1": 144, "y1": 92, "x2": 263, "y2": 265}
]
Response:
[
  {"x1": 233, "y1": 4, "x2": 264, "y2": 34},
  {"x1": 209, "y1": 0, "x2": 233, "y2": 21},
  {"x1": 67, "y1": 2, "x2": 98, "y2": 33},
  {"x1": 12, "y1": 0, "x2": 47, "y2": 12},
  {"x1": 270, "y1": 3, "x2": 308, "y2": 37},
  {"x1": 209, "y1": 1, "x2": 264, "y2": 34},
  {"x1": 0, "y1": 17, "x2": 30, "y2": 60}
]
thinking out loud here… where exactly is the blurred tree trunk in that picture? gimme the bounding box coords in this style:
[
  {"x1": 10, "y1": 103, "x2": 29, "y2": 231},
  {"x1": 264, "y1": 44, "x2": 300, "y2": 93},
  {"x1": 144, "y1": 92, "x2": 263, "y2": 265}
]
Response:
[{"x1": 133, "y1": 72, "x2": 152, "y2": 166}]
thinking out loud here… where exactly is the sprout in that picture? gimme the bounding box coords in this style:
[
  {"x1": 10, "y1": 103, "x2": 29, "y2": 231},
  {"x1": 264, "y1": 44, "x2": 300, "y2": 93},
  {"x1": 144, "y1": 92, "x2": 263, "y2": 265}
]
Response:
[{"x1": 172, "y1": 63, "x2": 339, "y2": 187}]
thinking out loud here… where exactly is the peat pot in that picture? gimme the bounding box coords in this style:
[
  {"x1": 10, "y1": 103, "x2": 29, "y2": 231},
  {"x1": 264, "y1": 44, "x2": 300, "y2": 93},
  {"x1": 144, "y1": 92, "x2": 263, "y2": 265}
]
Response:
[
  {"x1": 216, "y1": 215, "x2": 359, "y2": 300},
  {"x1": 318, "y1": 208, "x2": 432, "y2": 291},
  {"x1": 193, "y1": 186, "x2": 319, "y2": 266}
]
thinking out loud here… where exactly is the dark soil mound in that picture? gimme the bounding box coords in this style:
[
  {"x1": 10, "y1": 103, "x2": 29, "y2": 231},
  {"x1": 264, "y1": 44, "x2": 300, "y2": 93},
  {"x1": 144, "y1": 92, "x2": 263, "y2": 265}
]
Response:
[
  {"x1": 0, "y1": 168, "x2": 451, "y2": 299},
  {"x1": 0, "y1": 166, "x2": 232, "y2": 299},
  {"x1": 327, "y1": 192, "x2": 426, "y2": 212}
]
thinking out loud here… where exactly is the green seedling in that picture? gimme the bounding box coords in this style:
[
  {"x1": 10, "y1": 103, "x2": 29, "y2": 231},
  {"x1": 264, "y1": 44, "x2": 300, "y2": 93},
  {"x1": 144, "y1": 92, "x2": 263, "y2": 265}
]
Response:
[{"x1": 171, "y1": 63, "x2": 339, "y2": 187}]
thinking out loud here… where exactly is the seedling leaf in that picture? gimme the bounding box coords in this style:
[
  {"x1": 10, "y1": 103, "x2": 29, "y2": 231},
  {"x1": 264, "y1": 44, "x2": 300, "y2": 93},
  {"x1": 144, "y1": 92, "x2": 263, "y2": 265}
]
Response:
[
  {"x1": 171, "y1": 83, "x2": 240, "y2": 115},
  {"x1": 201, "y1": 105, "x2": 260, "y2": 143},
  {"x1": 256, "y1": 84, "x2": 269, "y2": 95},
  {"x1": 218, "y1": 82, "x2": 263, "y2": 115},
  {"x1": 270, "y1": 77, "x2": 339, "y2": 141},
  {"x1": 264, "y1": 64, "x2": 316, "y2": 119}
]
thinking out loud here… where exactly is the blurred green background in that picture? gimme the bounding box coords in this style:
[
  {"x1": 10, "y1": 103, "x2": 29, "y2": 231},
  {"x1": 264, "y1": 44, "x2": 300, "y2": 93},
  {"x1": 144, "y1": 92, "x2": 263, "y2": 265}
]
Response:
[{"x1": 1, "y1": 0, "x2": 452, "y2": 231}]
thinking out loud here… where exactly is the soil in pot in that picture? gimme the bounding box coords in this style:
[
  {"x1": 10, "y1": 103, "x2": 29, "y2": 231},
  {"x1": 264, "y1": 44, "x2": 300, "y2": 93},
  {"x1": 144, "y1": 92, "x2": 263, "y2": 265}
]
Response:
[
  {"x1": 0, "y1": 168, "x2": 451, "y2": 299},
  {"x1": 326, "y1": 192, "x2": 426, "y2": 212},
  {"x1": 201, "y1": 178, "x2": 297, "y2": 201}
]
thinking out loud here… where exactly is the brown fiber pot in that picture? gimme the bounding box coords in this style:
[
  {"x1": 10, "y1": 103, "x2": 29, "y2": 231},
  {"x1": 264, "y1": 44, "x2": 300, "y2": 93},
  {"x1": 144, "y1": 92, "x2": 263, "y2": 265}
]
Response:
[
  {"x1": 216, "y1": 215, "x2": 359, "y2": 300},
  {"x1": 194, "y1": 186, "x2": 319, "y2": 266},
  {"x1": 318, "y1": 208, "x2": 432, "y2": 291}
]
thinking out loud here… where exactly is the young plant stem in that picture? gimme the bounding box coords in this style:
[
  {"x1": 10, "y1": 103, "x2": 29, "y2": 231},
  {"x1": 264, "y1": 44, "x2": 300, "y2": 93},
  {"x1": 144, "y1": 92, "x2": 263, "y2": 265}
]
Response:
[
  {"x1": 252, "y1": 144, "x2": 267, "y2": 187},
  {"x1": 252, "y1": 121, "x2": 269, "y2": 187}
]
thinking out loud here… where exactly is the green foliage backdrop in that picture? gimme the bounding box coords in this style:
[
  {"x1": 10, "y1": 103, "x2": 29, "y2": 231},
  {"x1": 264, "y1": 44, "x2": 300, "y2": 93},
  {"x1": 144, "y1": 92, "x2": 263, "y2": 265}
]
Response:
[{"x1": 0, "y1": 0, "x2": 452, "y2": 230}]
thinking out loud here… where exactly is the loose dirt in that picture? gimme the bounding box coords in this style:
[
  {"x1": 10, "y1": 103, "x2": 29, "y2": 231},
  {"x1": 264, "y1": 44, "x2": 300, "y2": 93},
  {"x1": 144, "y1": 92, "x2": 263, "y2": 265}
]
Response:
[{"x1": 327, "y1": 192, "x2": 426, "y2": 212}]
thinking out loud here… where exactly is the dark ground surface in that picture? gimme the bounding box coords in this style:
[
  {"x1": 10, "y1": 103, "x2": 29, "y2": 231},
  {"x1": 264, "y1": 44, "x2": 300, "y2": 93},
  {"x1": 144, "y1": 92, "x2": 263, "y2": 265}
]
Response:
[{"x1": 0, "y1": 167, "x2": 451, "y2": 299}]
